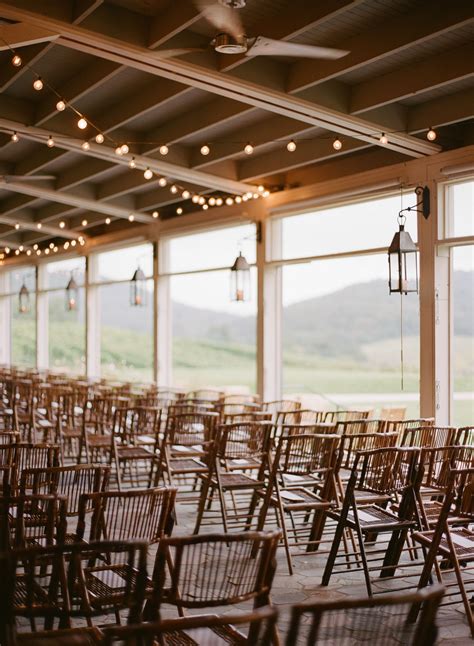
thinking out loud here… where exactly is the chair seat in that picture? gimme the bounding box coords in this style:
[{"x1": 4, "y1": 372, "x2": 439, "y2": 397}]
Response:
[
  {"x1": 276, "y1": 487, "x2": 330, "y2": 510},
  {"x1": 330, "y1": 504, "x2": 415, "y2": 531},
  {"x1": 159, "y1": 623, "x2": 246, "y2": 645},
  {"x1": 215, "y1": 472, "x2": 263, "y2": 489},
  {"x1": 226, "y1": 457, "x2": 261, "y2": 471},
  {"x1": 116, "y1": 446, "x2": 155, "y2": 460},
  {"x1": 413, "y1": 527, "x2": 474, "y2": 559},
  {"x1": 17, "y1": 627, "x2": 102, "y2": 645},
  {"x1": 169, "y1": 457, "x2": 208, "y2": 473},
  {"x1": 87, "y1": 435, "x2": 110, "y2": 447}
]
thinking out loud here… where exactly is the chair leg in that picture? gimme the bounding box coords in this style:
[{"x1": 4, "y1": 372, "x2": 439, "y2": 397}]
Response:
[{"x1": 322, "y1": 515, "x2": 346, "y2": 586}]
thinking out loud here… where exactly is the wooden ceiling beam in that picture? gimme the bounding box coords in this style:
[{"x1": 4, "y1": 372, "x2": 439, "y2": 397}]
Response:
[
  {"x1": 288, "y1": 0, "x2": 474, "y2": 92},
  {"x1": 407, "y1": 87, "x2": 474, "y2": 132},
  {"x1": 148, "y1": 0, "x2": 201, "y2": 49},
  {"x1": 350, "y1": 42, "x2": 474, "y2": 113},
  {"x1": 0, "y1": 3, "x2": 439, "y2": 158}
]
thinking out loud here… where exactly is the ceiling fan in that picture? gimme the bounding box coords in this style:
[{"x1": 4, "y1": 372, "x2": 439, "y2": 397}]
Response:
[{"x1": 149, "y1": 0, "x2": 349, "y2": 61}]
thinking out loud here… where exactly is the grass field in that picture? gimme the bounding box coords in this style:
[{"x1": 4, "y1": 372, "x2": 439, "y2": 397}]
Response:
[{"x1": 10, "y1": 319, "x2": 473, "y2": 424}]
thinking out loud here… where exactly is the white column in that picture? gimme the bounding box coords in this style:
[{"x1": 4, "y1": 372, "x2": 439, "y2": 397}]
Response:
[
  {"x1": 0, "y1": 273, "x2": 11, "y2": 365},
  {"x1": 36, "y1": 264, "x2": 48, "y2": 369},
  {"x1": 156, "y1": 238, "x2": 172, "y2": 386},
  {"x1": 86, "y1": 255, "x2": 100, "y2": 379}
]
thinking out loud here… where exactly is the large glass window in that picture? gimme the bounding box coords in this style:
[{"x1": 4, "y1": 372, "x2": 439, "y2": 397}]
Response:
[
  {"x1": 9, "y1": 267, "x2": 36, "y2": 367},
  {"x1": 277, "y1": 193, "x2": 420, "y2": 416},
  {"x1": 94, "y1": 243, "x2": 154, "y2": 382},
  {"x1": 46, "y1": 258, "x2": 86, "y2": 375},
  {"x1": 166, "y1": 224, "x2": 257, "y2": 392}
]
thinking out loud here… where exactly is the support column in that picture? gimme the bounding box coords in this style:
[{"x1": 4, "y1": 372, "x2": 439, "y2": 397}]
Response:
[
  {"x1": 0, "y1": 273, "x2": 11, "y2": 365},
  {"x1": 86, "y1": 255, "x2": 100, "y2": 379},
  {"x1": 36, "y1": 264, "x2": 48, "y2": 370},
  {"x1": 156, "y1": 238, "x2": 171, "y2": 386}
]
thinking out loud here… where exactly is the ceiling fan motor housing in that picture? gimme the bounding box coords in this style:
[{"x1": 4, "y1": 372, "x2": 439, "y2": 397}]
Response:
[
  {"x1": 214, "y1": 32, "x2": 248, "y2": 54},
  {"x1": 218, "y1": 0, "x2": 246, "y2": 8}
]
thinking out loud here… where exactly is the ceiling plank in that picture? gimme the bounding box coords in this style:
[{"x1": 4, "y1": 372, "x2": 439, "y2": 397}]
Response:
[
  {"x1": 148, "y1": 0, "x2": 201, "y2": 49},
  {"x1": 288, "y1": 0, "x2": 474, "y2": 92},
  {"x1": 0, "y1": 3, "x2": 440, "y2": 158},
  {"x1": 407, "y1": 87, "x2": 474, "y2": 132},
  {"x1": 351, "y1": 42, "x2": 474, "y2": 113},
  {"x1": 73, "y1": 0, "x2": 103, "y2": 23}
]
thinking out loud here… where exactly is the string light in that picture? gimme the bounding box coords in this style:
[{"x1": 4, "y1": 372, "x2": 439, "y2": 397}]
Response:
[
  {"x1": 59, "y1": 221, "x2": 65, "y2": 228},
  {"x1": 47, "y1": 135, "x2": 55, "y2": 148},
  {"x1": 71, "y1": 240, "x2": 76, "y2": 247},
  {"x1": 36, "y1": 249, "x2": 41, "y2": 256},
  {"x1": 244, "y1": 142, "x2": 254, "y2": 155},
  {"x1": 95, "y1": 133, "x2": 104, "y2": 144},
  {"x1": 333, "y1": 138, "x2": 342, "y2": 151},
  {"x1": 56, "y1": 99, "x2": 66, "y2": 111},
  {"x1": 15, "y1": 249, "x2": 19, "y2": 255},
  {"x1": 115, "y1": 146, "x2": 123, "y2": 156},
  {"x1": 105, "y1": 217, "x2": 111, "y2": 225},
  {"x1": 33, "y1": 244, "x2": 38, "y2": 250},
  {"x1": 11, "y1": 132, "x2": 19, "y2": 143},
  {"x1": 33, "y1": 77, "x2": 44, "y2": 91},
  {"x1": 158, "y1": 177, "x2": 167, "y2": 187},
  {"x1": 258, "y1": 185, "x2": 265, "y2": 193},
  {"x1": 216, "y1": 197, "x2": 223, "y2": 206},
  {"x1": 209, "y1": 197, "x2": 216, "y2": 206},
  {"x1": 287, "y1": 140, "x2": 296, "y2": 152},
  {"x1": 26, "y1": 249, "x2": 31, "y2": 256},
  {"x1": 170, "y1": 185, "x2": 178, "y2": 194},
  {"x1": 182, "y1": 190, "x2": 190, "y2": 199},
  {"x1": 200, "y1": 144, "x2": 210, "y2": 156},
  {"x1": 192, "y1": 195, "x2": 200, "y2": 204},
  {"x1": 263, "y1": 190, "x2": 270, "y2": 197},
  {"x1": 64, "y1": 242, "x2": 69, "y2": 249},
  {"x1": 235, "y1": 196, "x2": 242, "y2": 204},
  {"x1": 36, "y1": 222, "x2": 42, "y2": 229},
  {"x1": 176, "y1": 207, "x2": 183, "y2": 214},
  {"x1": 11, "y1": 54, "x2": 22, "y2": 67},
  {"x1": 427, "y1": 127, "x2": 437, "y2": 141},
  {"x1": 225, "y1": 197, "x2": 234, "y2": 205},
  {"x1": 81, "y1": 219, "x2": 88, "y2": 226},
  {"x1": 202, "y1": 203, "x2": 209, "y2": 210},
  {"x1": 380, "y1": 132, "x2": 388, "y2": 145},
  {"x1": 144, "y1": 168, "x2": 153, "y2": 180},
  {"x1": 14, "y1": 223, "x2": 20, "y2": 230},
  {"x1": 128, "y1": 157, "x2": 136, "y2": 169},
  {"x1": 152, "y1": 211, "x2": 159, "y2": 218},
  {"x1": 53, "y1": 246, "x2": 58, "y2": 252},
  {"x1": 128, "y1": 214, "x2": 135, "y2": 222},
  {"x1": 198, "y1": 197, "x2": 206, "y2": 205},
  {"x1": 49, "y1": 242, "x2": 54, "y2": 249},
  {"x1": 19, "y1": 245, "x2": 23, "y2": 252},
  {"x1": 77, "y1": 117, "x2": 87, "y2": 130},
  {"x1": 81, "y1": 141, "x2": 90, "y2": 151},
  {"x1": 4, "y1": 247, "x2": 10, "y2": 254},
  {"x1": 45, "y1": 248, "x2": 50, "y2": 255},
  {"x1": 159, "y1": 145, "x2": 169, "y2": 156},
  {"x1": 120, "y1": 144, "x2": 129, "y2": 154}
]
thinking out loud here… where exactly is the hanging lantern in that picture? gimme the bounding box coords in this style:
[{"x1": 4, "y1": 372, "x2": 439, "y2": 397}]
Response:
[
  {"x1": 388, "y1": 216, "x2": 418, "y2": 294},
  {"x1": 18, "y1": 283, "x2": 30, "y2": 314},
  {"x1": 130, "y1": 266, "x2": 146, "y2": 306},
  {"x1": 230, "y1": 252, "x2": 250, "y2": 302},
  {"x1": 66, "y1": 272, "x2": 79, "y2": 311}
]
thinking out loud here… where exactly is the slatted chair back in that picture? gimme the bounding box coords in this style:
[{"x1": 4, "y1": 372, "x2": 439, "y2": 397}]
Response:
[
  {"x1": 263, "y1": 400, "x2": 301, "y2": 420},
  {"x1": 215, "y1": 401, "x2": 262, "y2": 419},
  {"x1": 222, "y1": 411, "x2": 272, "y2": 425},
  {"x1": 151, "y1": 531, "x2": 280, "y2": 613},
  {"x1": 102, "y1": 606, "x2": 278, "y2": 646},
  {"x1": 387, "y1": 418, "x2": 435, "y2": 435},
  {"x1": 13, "y1": 443, "x2": 60, "y2": 485},
  {"x1": 20, "y1": 464, "x2": 110, "y2": 516},
  {"x1": 286, "y1": 584, "x2": 444, "y2": 646},
  {"x1": 277, "y1": 433, "x2": 340, "y2": 480},
  {"x1": 401, "y1": 426, "x2": 457, "y2": 448},
  {"x1": 352, "y1": 447, "x2": 420, "y2": 497},
  {"x1": 279, "y1": 422, "x2": 337, "y2": 438},
  {"x1": 455, "y1": 426, "x2": 474, "y2": 446},
  {"x1": 336, "y1": 419, "x2": 385, "y2": 436},
  {"x1": 0, "y1": 431, "x2": 19, "y2": 445},
  {"x1": 324, "y1": 409, "x2": 372, "y2": 423},
  {"x1": 77, "y1": 487, "x2": 176, "y2": 550},
  {"x1": 112, "y1": 406, "x2": 161, "y2": 446},
  {"x1": 216, "y1": 421, "x2": 273, "y2": 463},
  {"x1": 165, "y1": 411, "x2": 219, "y2": 447},
  {"x1": 167, "y1": 401, "x2": 216, "y2": 416},
  {"x1": 0, "y1": 493, "x2": 67, "y2": 551},
  {"x1": 337, "y1": 431, "x2": 398, "y2": 473}
]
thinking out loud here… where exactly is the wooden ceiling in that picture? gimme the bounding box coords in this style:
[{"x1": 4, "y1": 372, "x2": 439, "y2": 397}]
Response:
[{"x1": 0, "y1": 0, "x2": 472, "y2": 253}]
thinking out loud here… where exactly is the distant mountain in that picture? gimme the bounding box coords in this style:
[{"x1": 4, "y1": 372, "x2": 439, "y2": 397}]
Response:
[{"x1": 49, "y1": 270, "x2": 473, "y2": 359}]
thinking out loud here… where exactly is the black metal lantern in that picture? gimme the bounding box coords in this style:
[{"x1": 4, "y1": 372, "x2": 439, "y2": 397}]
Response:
[
  {"x1": 388, "y1": 219, "x2": 418, "y2": 294},
  {"x1": 230, "y1": 252, "x2": 250, "y2": 302},
  {"x1": 66, "y1": 272, "x2": 79, "y2": 311},
  {"x1": 18, "y1": 283, "x2": 30, "y2": 314},
  {"x1": 130, "y1": 266, "x2": 146, "y2": 306}
]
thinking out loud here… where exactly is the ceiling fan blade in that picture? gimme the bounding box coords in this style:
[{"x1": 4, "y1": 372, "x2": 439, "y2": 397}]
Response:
[
  {"x1": 247, "y1": 36, "x2": 349, "y2": 60},
  {"x1": 195, "y1": 0, "x2": 244, "y2": 40},
  {"x1": 151, "y1": 47, "x2": 207, "y2": 59}
]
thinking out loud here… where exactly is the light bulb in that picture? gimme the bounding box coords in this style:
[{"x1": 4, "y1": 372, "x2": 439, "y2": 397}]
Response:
[
  {"x1": 128, "y1": 214, "x2": 135, "y2": 222},
  {"x1": 176, "y1": 207, "x2": 183, "y2": 215},
  {"x1": 47, "y1": 136, "x2": 55, "y2": 148},
  {"x1": 380, "y1": 132, "x2": 388, "y2": 145},
  {"x1": 333, "y1": 138, "x2": 342, "y2": 151},
  {"x1": 182, "y1": 190, "x2": 190, "y2": 199},
  {"x1": 105, "y1": 217, "x2": 111, "y2": 225},
  {"x1": 208, "y1": 197, "x2": 216, "y2": 206},
  {"x1": 79, "y1": 239, "x2": 85, "y2": 246},
  {"x1": 36, "y1": 249, "x2": 41, "y2": 256},
  {"x1": 12, "y1": 54, "x2": 22, "y2": 67},
  {"x1": 77, "y1": 117, "x2": 87, "y2": 130},
  {"x1": 14, "y1": 223, "x2": 20, "y2": 230},
  {"x1": 71, "y1": 240, "x2": 76, "y2": 247},
  {"x1": 33, "y1": 77, "x2": 44, "y2": 91},
  {"x1": 64, "y1": 242, "x2": 69, "y2": 249},
  {"x1": 245, "y1": 192, "x2": 253, "y2": 199},
  {"x1": 36, "y1": 222, "x2": 42, "y2": 229},
  {"x1": 152, "y1": 211, "x2": 159, "y2": 218},
  {"x1": 235, "y1": 196, "x2": 242, "y2": 204},
  {"x1": 158, "y1": 177, "x2": 167, "y2": 187},
  {"x1": 427, "y1": 127, "x2": 437, "y2": 141},
  {"x1": 287, "y1": 140, "x2": 296, "y2": 152},
  {"x1": 128, "y1": 157, "x2": 136, "y2": 169},
  {"x1": 144, "y1": 168, "x2": 153, "y2": 180},
  {"x1": 33, "y1": 244, "x2": 38, "y2": 250},
  {"x1": 11, "y1": 132, "x2": 19, "y2": 143},
  {"x1": 192, "y1": 195, "x2": 199, "y2": 204},
  {"x1": 198, "y1": 196, "x2": 206, "y2": 205},
  {"x1": 258, "y1": 185, "x2": 264, "y2": 193},
  {"x1": 225, "y1": 197, "x2": 234, "y2": 205},
  {"x1": 121, "y1": 143, "x2": 129, "y2": 154},
  {"x1": 19, "y1": 245, "x2": 23, "y2": 252},
  {"x1": 253, "y1": 193, "x2": 259, "y2": 199},
  {"x1": 26, "y1": 249, "x2": 31, "y2": 256},
  {"x1": 59, "y1": 221, "x2": 65, "y2": 229},
  {"x1": 115, "y1": 146, "x2": 123, "y2": 156},
  {"x1": 200, "y1": 144, "x2": 210, "y2": 156},
  {"x1": 81, "y1": 141, "x2": 90, "y2": 151},
  {"x1": 56, "y1": 99, "x2": 66, "y2": 111},
  {"x1": 216, "y1": 197, "x2": 223, "y2": 206},
  {"x1": 159, "y1": 145, "x2": 169, "y2": 156},
  {"x1": 95, "y1": 133, "x2": 104, "y2": 144},
  {"x1": 4, "y1": 247, "x2": 10, "y2": 254},
  {"x1": 244, "y1": 143, "x2": 254, "y2": 155},
  {"x1": 49, "y1": 242, "x2": 54, "y2": 249},
  {"x1": 242, "y1": 194, "x2": 248, "y2": 202},
  {"x1": 15, "y1": 249, "x2": 20, "y2": 256},
  {"x1": 53, "y1": 246, "x2": 58, "y2": 252},
  {"x1": 263, "y1": 190, "x2": 270, "y2": 197},
  {"x1": 202, "y1": 203, "x2": 209, "y2": 210},
  {"x1": 81, "y1": 219, "x2": 88, "y2": 226},
  {"x1": 44, "y1": 248, "x2": 50, "y2": 255},
  {"x1": 170, "y1": 185, "x2": 178, "y2": 194}
]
